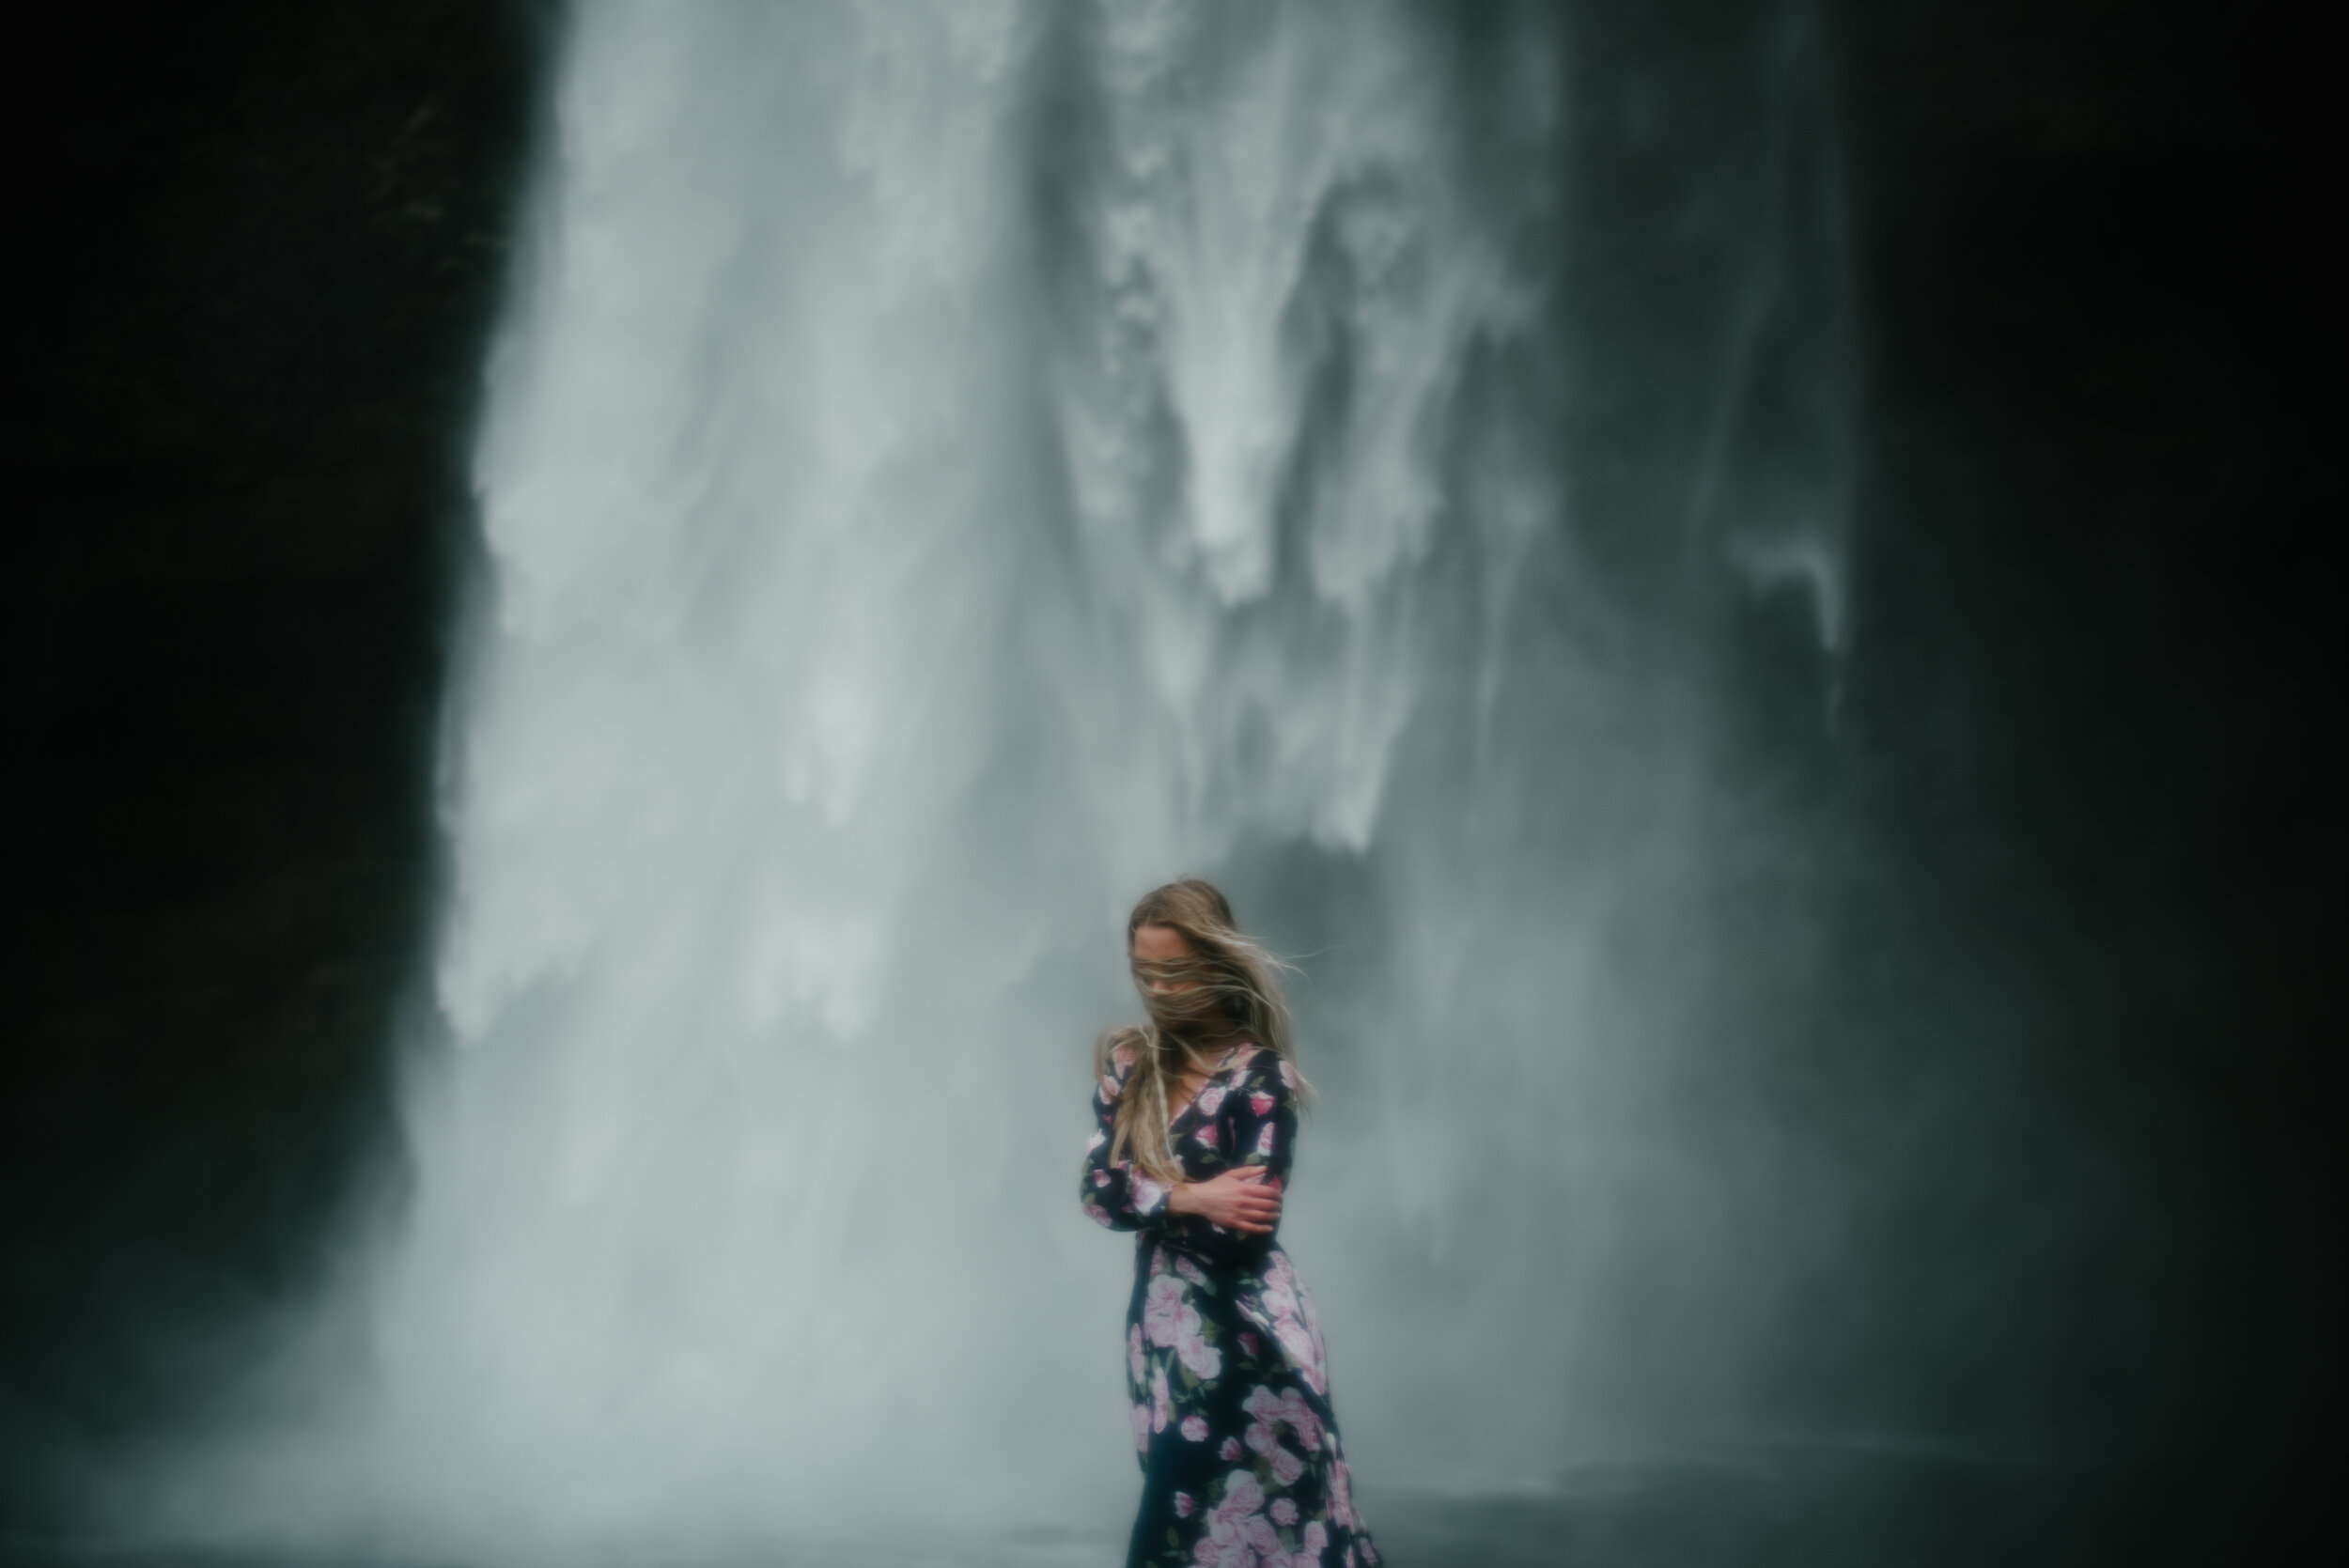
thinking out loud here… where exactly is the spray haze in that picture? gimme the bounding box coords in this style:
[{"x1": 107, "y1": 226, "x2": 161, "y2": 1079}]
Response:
[{"x1": 144, "y1": 0, "x2": 1864, "y2": 1557}]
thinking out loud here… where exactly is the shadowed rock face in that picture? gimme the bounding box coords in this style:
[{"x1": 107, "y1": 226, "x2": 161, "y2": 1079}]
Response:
[
  {"x1": 0, "y1": 0, "x2": 2330, "y2": 1555},
  {"x1": 1829, "y1": 0, "x2": 2333, "y2": 1486},
  {"x1": 5, "y1": 0, "x2": 549, "y2": 1513}
]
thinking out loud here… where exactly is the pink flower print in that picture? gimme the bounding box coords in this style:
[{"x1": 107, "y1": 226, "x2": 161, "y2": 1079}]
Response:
[
  {"x1": 1250, "y1": 1091, "x2": 1274, "y2": 1115},
  {"x1": 1269, "y1": 1497, "x2": 1298, "y2": 1528},
  {"x1": 1129, "y1": 1401, "x2": 1150, "y2": 1452},
  {"x1": 1254, "y1": 1122, "x2": 1277, "y2": 1157},
  {"x1": 1083, "y1": 1201, "x2": 1112, "y2": 1228},
  {"x1": 1254, "y1": 1253, "x2": 1321, "y2": 1393},
  {"x1": 1146, "y1": 1277, "x2": 1193, "y2": 1352},
  {"x1": 1132, "y1": 1174, "x2": 1170, "y2": 1216},
  {"x1": 1328, "y1": 1458, "x2": 1357, "y2": 1529},
  {"x1": 1093, "y1": 1169, "x2": 1112, "y2": 1188},
  {"x1": 1174, "y1": 1492, "x2": 1196, "y2": 1519},
  {"x1": 1274, "y1": 1387, "x2": 1325, "y2": 1452},
  {"x1": 1343, "y1": 1550, "x2": 1356, "y2": 1568},
  {"x1": 1290, "y1": 1522, "x2": 1330, "y2": 1567},
  {"x1": 1193, "y1": 1471, "x2": 1282, "y2": 1567},
  {"x1": 1143, "y1": 1275, "x2": 1189, "y2": 1345},
  {"x1": 1240, "y1": 1386, "x2": 1312, "y2": 1485},
  {"x1": 1087, "y1": 1130, "x2": 1107, "y2": 1152},
  {"x1": 1298, "y1": 1289, "x2": 1331, "y2": 1393},
  {"x1": 1195, "y1": 1118, "x2": 1224, "y2": 1149},
  {"x1": 1194, "y1": 1084, "x2": 1227, "y2": 1118},
  {"x1": 1258, "y1": 1261, "x2": 1299, "y2": 1324},
  {"x1": 1174, "y1": 1254, "x2": 1208, "y2": 1286},
  {"x1": 1278, "y1": 1059, "x2": 1299, "y2": 1090},
  {"x1": 1181, "y1": 1414, "x2": 1209, "y2": 1441},
  {"x1": 1151, "y1": 1365, "x2": 1171, "y2": 1433},
  {"x1": 1219, "y1": 1436, "x2": 1243, "y2": 1462},
  {"x1": 1147, "y1": 1275, "x2": 1224, "y2": 1381},
  {"x1": 1128, "y1": 1325, "x2": 1146, "y2": 1386},
  {"x1": 1358, "y1": 1540, "x2": 1379, "y2": 1565},
  {"x1": 1238, "y1": 1330, "x2": 1261, "y2": 1358},
  {"x1": 1274, "y1": 1318, "x2": 1326, "y2": 1395},
  {"x1": 1174, "y1": 1313, "x2": 1223, "y2": 1381}
]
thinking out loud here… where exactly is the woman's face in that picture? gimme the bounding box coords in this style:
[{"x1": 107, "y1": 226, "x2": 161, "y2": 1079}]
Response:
[{"x1": 1130, "y1": 923, "x2": 1196, "y2": 993}]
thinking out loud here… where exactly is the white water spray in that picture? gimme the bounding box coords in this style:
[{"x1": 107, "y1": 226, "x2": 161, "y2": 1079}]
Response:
[{"x1": 153, "y1": 2, "x2": 1854, "y2": 1558}]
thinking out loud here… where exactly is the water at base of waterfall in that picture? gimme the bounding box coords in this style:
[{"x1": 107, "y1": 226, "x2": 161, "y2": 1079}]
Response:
[{"x1": 0, "y1": 1449, "x2": 2217, "y2": 1568}]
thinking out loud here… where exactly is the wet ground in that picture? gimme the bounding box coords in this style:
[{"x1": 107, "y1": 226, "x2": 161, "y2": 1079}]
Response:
[
  {"x1": 1369, "y1": 1445, "x2": 2234, "y2": 1568},
  {"x1": 0, "y1": 1444, "x2": 2250, "y2": 1567}
]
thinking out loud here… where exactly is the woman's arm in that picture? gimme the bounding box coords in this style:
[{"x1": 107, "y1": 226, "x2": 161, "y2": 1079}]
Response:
[
  {"x1": 1079, "y1": 1048, "x2": 1173, "y2": 1233},
  {"x1": 1169, "y1": 1167, "x2": 1282, "y2": 1231},
  {"x1": 1164, "y1": 1053, "x2": 1296, "y2": 1264}
]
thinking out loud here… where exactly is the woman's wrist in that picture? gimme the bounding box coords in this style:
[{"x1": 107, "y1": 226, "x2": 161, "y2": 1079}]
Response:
[{"x1": 1166, "y1": 1182, "x2": 1194, "y2": 1217}]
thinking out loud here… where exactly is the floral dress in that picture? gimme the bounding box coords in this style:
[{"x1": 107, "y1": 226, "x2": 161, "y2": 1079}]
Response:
[{"x1": 1082, "y1": 1040, "x2": 1382, "y2": 1568}]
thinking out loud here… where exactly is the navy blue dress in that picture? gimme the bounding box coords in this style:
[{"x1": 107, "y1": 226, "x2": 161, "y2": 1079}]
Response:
[{"x1": 1081, "y1": 1040, "x2": 1381, "y2": 1567}]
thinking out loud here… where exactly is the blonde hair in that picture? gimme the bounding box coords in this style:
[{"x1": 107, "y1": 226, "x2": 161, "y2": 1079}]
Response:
[{"x1": 1092, "y1": 878, "x2": 1310, "y2": 1184}]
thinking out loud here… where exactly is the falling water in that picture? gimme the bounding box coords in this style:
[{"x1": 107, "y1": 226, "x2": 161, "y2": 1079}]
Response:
[{"x1": 152, "y1": 1, "x2": 1854, "y2": 1559}]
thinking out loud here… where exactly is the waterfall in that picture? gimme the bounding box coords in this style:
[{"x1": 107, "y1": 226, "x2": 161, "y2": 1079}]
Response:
[{"x1": 154, "y1": 1, "x2": 1853, "y2": 1558}]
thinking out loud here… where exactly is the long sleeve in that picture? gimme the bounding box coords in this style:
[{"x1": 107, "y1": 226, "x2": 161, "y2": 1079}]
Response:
[
  {"x1": 1080, "y1": 1045, "x2": 1173, "y2": 1233},
  {"x1": 1160, "y1": 1050, "x2": 1298, "y2": 1266}
]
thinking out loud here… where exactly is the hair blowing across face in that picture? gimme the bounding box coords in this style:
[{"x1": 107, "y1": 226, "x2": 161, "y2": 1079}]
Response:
[{"x1": 1093, "y1": 878, "x2": 1308, "y2": 1184}]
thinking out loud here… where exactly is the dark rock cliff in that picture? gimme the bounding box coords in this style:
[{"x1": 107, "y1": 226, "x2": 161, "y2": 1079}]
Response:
[{"x1": 6, "y1": 0, "x2": 550, "y2": 1513}]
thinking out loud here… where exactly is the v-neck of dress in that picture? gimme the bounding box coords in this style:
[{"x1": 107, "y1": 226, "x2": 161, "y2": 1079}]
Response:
[{"x1": 1167, "y1": 1042, "x2": 1250, "y2": 1128}]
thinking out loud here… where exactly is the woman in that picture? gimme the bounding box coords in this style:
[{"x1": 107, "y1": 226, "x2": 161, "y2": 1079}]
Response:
[{"x1": 1081, "y1": 878, "x2": 1381, "y2": 1568}]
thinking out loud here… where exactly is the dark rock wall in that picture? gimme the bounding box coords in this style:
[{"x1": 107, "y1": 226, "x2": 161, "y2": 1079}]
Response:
[
  {"x1": 1824, "y1": 0, "x2": 2334, "y2": 1521},
  {"x1": 5, "y1": 0, "x2": 550, "y2": 1509}
]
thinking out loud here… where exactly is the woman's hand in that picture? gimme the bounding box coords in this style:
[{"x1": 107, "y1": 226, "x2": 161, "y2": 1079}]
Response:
[{"x1": 1169, "y1": 1167, "x2": 1282, "y2": 1234}]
